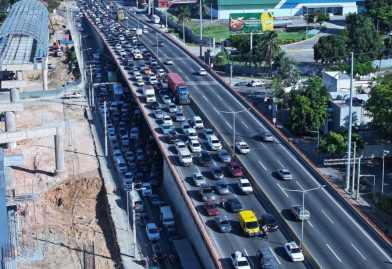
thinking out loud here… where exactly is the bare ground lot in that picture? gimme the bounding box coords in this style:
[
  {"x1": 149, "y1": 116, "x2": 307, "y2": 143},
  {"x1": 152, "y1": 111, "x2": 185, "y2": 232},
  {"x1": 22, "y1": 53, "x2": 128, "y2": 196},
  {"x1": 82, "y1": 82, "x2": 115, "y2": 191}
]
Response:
[{"x1": 3, "y1": 99, "x2": 121, "y2": 269}]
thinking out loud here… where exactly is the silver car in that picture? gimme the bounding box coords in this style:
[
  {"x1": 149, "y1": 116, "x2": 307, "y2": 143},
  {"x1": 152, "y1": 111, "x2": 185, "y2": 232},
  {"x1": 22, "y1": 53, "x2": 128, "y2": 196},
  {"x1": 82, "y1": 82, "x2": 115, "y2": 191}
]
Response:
[
  {"x1": 199, "y1": 184, "x2": 216, "y2": 201},
  {"x1": 193, "y1": 172, "x2": 207, "y2": 187},
  {"x1": 214, "y1": 215, "x2": 232, "y2": 233},
  {"x1": 278, "y1": 169, "x2": 292, "y2": 180},
  {"x1": 218, "y1": 150, "x2": 231, "y2": 163},
  {"x1": 291, "y1": 205, "x2": 310, "y2": 221},
  {"x1": 215, "y1": 180, "x2": 230, "y2": 195}
]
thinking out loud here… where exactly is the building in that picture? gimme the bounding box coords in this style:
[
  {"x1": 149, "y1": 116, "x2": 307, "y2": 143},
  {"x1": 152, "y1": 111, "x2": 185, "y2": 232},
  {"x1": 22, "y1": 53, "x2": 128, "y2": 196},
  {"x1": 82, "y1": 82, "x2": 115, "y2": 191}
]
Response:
[
  {"x1": 211, "y1": 0, "x2": 362, "y2": 19},
  {"x1": 322, "y1": 71, "x2": 351, "y2": 92}
]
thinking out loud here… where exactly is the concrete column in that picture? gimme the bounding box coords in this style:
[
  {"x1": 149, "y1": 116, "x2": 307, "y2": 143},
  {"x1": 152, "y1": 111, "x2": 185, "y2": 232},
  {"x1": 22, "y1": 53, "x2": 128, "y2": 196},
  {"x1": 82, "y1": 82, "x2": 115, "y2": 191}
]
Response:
[
  {"x1": 54, "y1": 127, "x2": 65, "y2": 177},
  {"x1": 10, "y1": 88, "x2": 20, "y2": 103},
  {"x1": 42, "y1": 68, "x2": 48, "y2": 91},
  {"x1": 5, "y1": 112, "x2": 16, "y2": 149},
  {"x1": 16, "y1": 71, "x2": 23, "y2": 81}
]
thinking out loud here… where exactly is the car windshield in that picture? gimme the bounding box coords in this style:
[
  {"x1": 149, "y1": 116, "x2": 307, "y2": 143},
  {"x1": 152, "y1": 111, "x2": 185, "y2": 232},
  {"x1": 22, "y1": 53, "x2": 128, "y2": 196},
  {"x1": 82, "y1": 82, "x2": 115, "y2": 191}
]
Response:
[
  {"x1": 264, "y1": 257, "x2": 274, "y2": 265},
  {"x1": 196, "y1": 176, "x2": 204, "y2": 181},
  {"x1": 221, "y1": 220, "x2": 229, "y2": 225},
  {"x1": 246, "y1": 221, "x2": 259, "y2": 229},
  {"x1": 149, "y1": 228, "x2": 158, "y2": 234},
  {"x1": 204, "y1": 188, "x2": 213, "y2": 194},
  {"x1": 283, "y1": 171, "x2": 291, "y2": 175},
  {"x1": 237, "y1": 261, "x2": 249, "y2": 267},
  {"x1": 218, "y1": 183, "x2": 227, "y2": 188},
  {"x1": 291, "y1": 247, "x2": 301, "y2": 253},
  {"x1": 242, "y1": 182, "x2": 251, "y2": 187},
  {"x1": 241, "y1": 144, "x2": 249, "y2": 149},
  {"x1": 193, "y1": 142, "x2": 200, "y2": 147},
  {"x1": 232, "y1": 164, "x2": 240, "y2": 170},
  {"x1": 207, "y1": 203, "x2": 216, "y2": 209}
]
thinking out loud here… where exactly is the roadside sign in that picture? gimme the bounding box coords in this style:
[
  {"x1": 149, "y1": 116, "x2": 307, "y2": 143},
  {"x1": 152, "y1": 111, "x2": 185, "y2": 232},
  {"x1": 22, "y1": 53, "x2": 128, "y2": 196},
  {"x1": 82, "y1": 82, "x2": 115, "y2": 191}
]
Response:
[{"x1": 229, "y1": 12, "x2": 274, "y2": 32}]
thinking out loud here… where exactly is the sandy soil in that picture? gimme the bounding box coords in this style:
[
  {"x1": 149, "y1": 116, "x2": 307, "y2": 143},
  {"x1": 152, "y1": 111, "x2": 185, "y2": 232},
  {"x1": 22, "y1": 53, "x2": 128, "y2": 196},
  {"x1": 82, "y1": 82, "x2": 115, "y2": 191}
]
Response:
[{"x1": 5, "y1": 100, "x2": 121, "y2": 269}]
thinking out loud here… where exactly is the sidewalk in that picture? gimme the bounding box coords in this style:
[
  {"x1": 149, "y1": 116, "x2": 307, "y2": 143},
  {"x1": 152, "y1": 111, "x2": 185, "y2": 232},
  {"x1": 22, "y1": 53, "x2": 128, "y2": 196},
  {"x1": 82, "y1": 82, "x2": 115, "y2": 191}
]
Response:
[{"x1": 86, "y1": 108, "x2": 146, "y2": 269}]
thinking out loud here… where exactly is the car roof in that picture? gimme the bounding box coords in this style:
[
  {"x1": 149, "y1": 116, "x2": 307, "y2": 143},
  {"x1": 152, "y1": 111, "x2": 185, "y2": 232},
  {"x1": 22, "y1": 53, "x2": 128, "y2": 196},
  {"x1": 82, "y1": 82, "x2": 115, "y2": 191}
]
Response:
[{"x1": 239, "y1": 178, "x2": 249, "y2": 183}]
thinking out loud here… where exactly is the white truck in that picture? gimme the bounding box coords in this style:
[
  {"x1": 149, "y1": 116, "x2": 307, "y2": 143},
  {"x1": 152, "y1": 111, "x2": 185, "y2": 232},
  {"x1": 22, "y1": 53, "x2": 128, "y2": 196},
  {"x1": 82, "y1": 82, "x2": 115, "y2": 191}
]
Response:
[
  {"x1": 63, "y1": 92, "x2": 82, "y2": 99},
  {"x1": 136, "y1": 28, "x2": 142, "y2": 36},
  {"x1": 151, "y1": 14, "x2": 160, "y2": 24},
  {"x1": 230, "y1": 251, "x2": 251, "y2": 269},
  {"x1": 142, "y1": 85, "x2": 156, "y2": 103}
]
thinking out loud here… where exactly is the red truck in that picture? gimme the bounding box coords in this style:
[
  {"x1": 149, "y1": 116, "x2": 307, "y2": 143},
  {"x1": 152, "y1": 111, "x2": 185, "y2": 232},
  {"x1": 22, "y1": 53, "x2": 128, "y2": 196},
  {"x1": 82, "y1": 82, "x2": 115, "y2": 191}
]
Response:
[{"x1": 167, "y1": 73, "x2": 190, "y2": 105}]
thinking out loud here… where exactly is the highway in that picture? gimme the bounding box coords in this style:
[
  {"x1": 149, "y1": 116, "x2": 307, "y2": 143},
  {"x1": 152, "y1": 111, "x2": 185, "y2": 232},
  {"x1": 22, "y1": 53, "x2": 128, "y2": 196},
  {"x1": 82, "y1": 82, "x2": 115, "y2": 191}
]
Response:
[
  {"x1": 85, "y1": 1, "x2": 392, "y2": 268},
  {"x1": 82, "y1": 2, "x2": 307, "y2": 268}
]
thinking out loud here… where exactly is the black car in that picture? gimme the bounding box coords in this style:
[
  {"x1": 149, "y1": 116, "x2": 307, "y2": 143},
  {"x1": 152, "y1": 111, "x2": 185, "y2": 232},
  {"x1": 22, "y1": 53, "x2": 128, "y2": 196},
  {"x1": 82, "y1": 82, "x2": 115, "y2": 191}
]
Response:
[
  {"x1": 152, "y1": 243, "x2": 166, "y2": 260},
  {"x1": 224, "y1": 196, "x2": 243, "y2": 213},
  {"x1": 168, "y1": 130, "x2": 179, "y2": 144},
  {"x1": 256, "y1": 248, "x2": 278, "y2": 269},
  {"x1": 260, "y1": 213, "x2": 279, "y2": 231},
  {"x1": 150, "y1": 102, "x2": 160, "y2": 110},
  {"x1": 199, "y1": 150, "x2": 213, "y2": 166}
]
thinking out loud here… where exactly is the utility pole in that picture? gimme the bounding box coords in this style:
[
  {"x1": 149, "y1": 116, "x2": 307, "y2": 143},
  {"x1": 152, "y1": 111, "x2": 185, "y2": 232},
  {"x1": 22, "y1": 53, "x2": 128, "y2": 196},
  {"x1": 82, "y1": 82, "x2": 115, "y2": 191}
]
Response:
[
  {"x1": 156, "y1": 33, "x2": 159, "y2": 58},
  {"x1": 351, "y1": 142, "x2": 356, "y2": 193},
  {"x1": 345, "y1": 52, "x2": 354, "y2": 192},
  {"x1": 199, "y1": 0, "x2": 203, "y2": 58},
  {"x1": 382, "y1": 150, "x2": 389, "y2": 195},
  {"x1": 132, "y1": 183, "x2": 138, "y2": 260},
  {"x1": 230, "y1": 61, "x2": 233, "y2": 85},
  {"x1": 104, "y1": 100, "x2": 108, "y2": 157},
  {"x1": 250, "y1": 31, "x2": 253, "y2": 51},
  {"x1": 126, "y1": 190, "x2": 130, "y2": 232},
  {"x1": 356, "y1": 156, "x2": 362, "y2": 200},
  {"x1": 210, "y1": 1, "x2": 212, "y2": 22}
]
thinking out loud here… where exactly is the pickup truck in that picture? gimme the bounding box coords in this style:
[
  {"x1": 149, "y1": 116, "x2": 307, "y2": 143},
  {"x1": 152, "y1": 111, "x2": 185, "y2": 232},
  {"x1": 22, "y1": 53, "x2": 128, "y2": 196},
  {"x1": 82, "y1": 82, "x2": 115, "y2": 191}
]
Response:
[
  {"x1": 63, "y1": 92, "x2": 82, "y2": 99},
  {"x1": 231, "y1": 251, "x2": 251, "y2": 269}
]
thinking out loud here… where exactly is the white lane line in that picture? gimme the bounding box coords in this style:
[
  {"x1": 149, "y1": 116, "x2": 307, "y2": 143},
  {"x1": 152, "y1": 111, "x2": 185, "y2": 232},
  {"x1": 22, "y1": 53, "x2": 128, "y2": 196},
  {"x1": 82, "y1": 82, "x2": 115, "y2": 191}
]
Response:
[
  {"x1": 241, "y1": 121, "x2": 249, "y2": 128},
  {"x1": 225, "y1": 121, "x2": 232, "y2": 129},
  {"x1": 307, "y1": 220, "x2": 314, "y2": 228},
  {"x1": 212, "y1": 106, "x2": 219, "y2": 114},
  {"x1": 243, "y1": 249, "x2": 254, "y2": 267},
  {"x1": 321, "y1": 209, "x2": 334, "y2": 224},
  {"x1": 277, "y1": 183, "x2": 289, "y2": 197},
  {"x1": 258, "y1": 160, "x2": 267, "y2": 171},
  {"x1": 295, "y1": 181, "x2": 304, "y2": 190},
  {"x1": 351, "y1": 243, "x2": 366, "y2": 260},
  {"x1": 326, "y1": 244, "x2": 342, "y2": 262},
  {"x1": 277, "y1": 160, "x2": 284, "y2": 168},
  {"x1": 269, "y1": 247, "x2": 281, "y2": 265},
  {"x1": 195, "y1": 165, "x2": 200, "y2": 173},
  {"x1": 202, "y1": 94, "x2": 208, "y2": 101},
  {"x1": 217, "y1": 95, "x2": 224, "y2": 102}
]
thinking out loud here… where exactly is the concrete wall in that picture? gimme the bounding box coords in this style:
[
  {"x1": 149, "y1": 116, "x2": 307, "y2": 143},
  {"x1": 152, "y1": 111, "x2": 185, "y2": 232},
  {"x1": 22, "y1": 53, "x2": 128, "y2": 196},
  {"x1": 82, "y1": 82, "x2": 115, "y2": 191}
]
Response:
[{"x1": 162, "y1": 160, "x2": 217, "y2": 269}]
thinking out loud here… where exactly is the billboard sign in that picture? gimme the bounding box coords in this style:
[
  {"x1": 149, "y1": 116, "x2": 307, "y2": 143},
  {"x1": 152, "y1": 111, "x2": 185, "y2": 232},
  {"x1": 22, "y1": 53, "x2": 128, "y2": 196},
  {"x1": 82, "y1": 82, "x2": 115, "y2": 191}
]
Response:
[{"x1": 229, "y1": 12, "x2": 274, "y2": 32}]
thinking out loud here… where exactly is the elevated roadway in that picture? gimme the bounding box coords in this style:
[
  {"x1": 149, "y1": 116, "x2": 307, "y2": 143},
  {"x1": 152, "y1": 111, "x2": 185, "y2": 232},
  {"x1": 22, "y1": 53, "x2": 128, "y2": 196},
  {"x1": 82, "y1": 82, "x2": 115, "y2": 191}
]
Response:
[{"x1": 85, "y1": 1, "x2": 392, "y2": 268}]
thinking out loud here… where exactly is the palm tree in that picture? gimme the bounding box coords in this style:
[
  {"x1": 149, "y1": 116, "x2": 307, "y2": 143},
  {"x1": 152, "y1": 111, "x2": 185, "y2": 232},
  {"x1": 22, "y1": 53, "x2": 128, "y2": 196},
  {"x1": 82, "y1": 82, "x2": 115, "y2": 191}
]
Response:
[
  {"x1": 261, "y1": 31, "x2": 281, "y2": 76},
  {"x1": 197, "y1": 0, "x2": 210, "y2": 17},
  {"x1": 177, "y1": 6, "x2": 191, "y2": 44}
]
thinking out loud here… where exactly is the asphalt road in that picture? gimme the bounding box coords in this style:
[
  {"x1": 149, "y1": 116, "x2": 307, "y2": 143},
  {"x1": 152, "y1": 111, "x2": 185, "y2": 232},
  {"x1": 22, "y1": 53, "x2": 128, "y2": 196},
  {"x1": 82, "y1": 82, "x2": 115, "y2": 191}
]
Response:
[
  {"x1": 85, "y1": 2, "x2": 392, "y2": 268},
  {"x1": 126, "y1": 12, "x2": 392, "y2": 269}
]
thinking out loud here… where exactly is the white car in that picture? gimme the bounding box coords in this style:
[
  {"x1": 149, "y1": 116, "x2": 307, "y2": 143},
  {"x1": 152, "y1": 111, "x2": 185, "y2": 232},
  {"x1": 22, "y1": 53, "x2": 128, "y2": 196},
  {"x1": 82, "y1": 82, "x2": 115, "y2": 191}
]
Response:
[
  {"x1": 168, "y1": 103, "x2": 177, "y2": 113},
  {"x1": 181, "y1": 122, "x2": 191, "y2": 134},
  {"x1": 129, "y1": 127, "x2": 139, "y2": 139},
  {"x1": 162, "y1": 115, "x2": 173, "y2": 126},
  {"x1": 134, "y1": 71, "x2": 142, "y2": 80},
  {"x1": 203, "y1": 128, "x2": 215, "y2": 139},
  {"x1": 198, "y1": 68, "x2": 207, "y2": 76},
  {"x1": 208, "y1": 135, "x2": 222, "y2": 151},
  {"x1": 164, "y1": 58, "x2": 174, "y2": 65},
  {"x1": 190, "y1": 116, "x2": 204, "y2": 129},
  {"x1": 162, "y1": 95, "x2": 171, "y2": 104},
  {"x1": 186, "y1": 128, "x2": 198, "y2": 140},
  {"x1": 192, "y1": 172, "x2": 207, "y2": 186},
  {"x1": 175, "y1": 141, "x2": 187, "y2": 153},
  {"x1": 136, "y1": 79, "x2": 145, "y2": 86},
  {"x1": 149, "y1": 76, "x2": 158, "y2": 85},
  {"x1": 236, "y1": 178, "x2": 253, "y2": 195},
  {"x1": 236, "y1": 141, "x2": 250, "y2": 154},
  {"x1": 175, "y1": 111, "x2": 185, "y2": 122},
  {"x1": 284, "y1": 242, "x2": 304, "y2": 262},
  {"x1": 157, "y1": 68, "x2": 165, "y2": 77},
  {"x1": 187, "y1": 139, "x2": 202, "y2": 153},
  {"x1": 161, "y1": 122, "x2": 172, "y2": 134},
  {"x1": 154, "y1": 109, "x2": 164, "y2": 119},
  {"x1": 146, "y1": 222, "x2": 160, "y2": 241}
]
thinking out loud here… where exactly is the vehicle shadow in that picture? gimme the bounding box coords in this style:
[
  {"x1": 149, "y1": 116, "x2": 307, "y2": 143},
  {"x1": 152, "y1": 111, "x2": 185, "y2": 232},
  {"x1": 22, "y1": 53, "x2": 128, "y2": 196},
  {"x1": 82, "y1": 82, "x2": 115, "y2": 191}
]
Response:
[
  {"x1": 274, "y1": 246, "x2": 292, "y2": 262},
  {"x1": 205, "y1": 219, "x2": 221, "y2": 233},
  {"x1": 281, "y1": 208, "x2": 296, "y2": 222}
]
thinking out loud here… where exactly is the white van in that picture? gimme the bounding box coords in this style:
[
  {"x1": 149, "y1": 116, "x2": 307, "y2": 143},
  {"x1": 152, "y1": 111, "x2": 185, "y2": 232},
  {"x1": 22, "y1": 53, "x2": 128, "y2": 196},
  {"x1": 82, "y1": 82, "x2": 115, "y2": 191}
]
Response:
[
  {"x1": 115, "y1": 157, "x2": 127, "y2": 173},
  {"x1": 160, "y1": 206, "x2": 175, "y2": 227},
  {"x1": 249, "y1": 80, "x2": 263, "y2": 87},
  {"x1": 130, "y1": 189, "x2": 144, "y2": 213}
]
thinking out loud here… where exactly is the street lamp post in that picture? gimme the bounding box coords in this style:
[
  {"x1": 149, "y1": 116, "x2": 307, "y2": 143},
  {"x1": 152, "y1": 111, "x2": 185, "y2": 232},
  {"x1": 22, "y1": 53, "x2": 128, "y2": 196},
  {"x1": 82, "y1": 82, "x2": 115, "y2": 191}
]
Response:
[
  {"x1": 219, "y1": 108, "x2": 250, "y2": 156},
  {"x1": 103, "y1": 100, "x2": 108, "y2": 157},
  {"x1": 283, "y1": 185, "x2": 325, "y2": 248},
  {"x1": 382, "y1": 150, "x2": 389, "y2": 195},
  {"x1": 199, "y1": 0, "x2": 203, "y2": 58},
  {"x1": 360, "y1": 175, "x2": 376, "y2": 212}
]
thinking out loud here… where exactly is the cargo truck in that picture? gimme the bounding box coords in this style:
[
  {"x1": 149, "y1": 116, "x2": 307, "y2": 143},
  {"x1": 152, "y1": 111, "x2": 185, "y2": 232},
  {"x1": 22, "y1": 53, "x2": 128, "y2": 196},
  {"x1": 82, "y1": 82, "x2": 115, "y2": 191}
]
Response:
[
  {"x1": 142, "y1": 85, "x2": 156, "y2": 103},
  {"x1": 167, "y1": 73, "x2": 190, "y2": 105},
  {"x1": 117, "y1": 8, "x2": 125, "y2": 20}
]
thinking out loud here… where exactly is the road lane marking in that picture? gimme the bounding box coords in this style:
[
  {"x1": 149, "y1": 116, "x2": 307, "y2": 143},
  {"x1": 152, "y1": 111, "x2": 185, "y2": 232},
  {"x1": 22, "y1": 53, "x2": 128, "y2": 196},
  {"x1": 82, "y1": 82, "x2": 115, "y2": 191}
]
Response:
[
  {"x1": 243, "y1": 248, "x2": 254, "y2": 267},
  {"x1": 277, "y1": 160, "x2": 284, "y2": 168},
  {"x1": 258, "y1": 160, "x2": 267, "y2": 171},
  {"x1": 269, "y1": 247, "x2": 281, "y2": 265},
  {"x1": 212, "y1": 106, "x2": 219, "y2": 114},
  {"x1": 295, "y1": 181, "x2": 304, "y2": 190},
  {"x1": 307, "y1": 220, "x2": 314, "y2": 228},
  {"x1": 225, "y1": 121, "x2": 232, "y2": 129},
  {"x1": 241, "y1": 121, "x2": 249, "y2": 128},
  {"x1": 217, "y1": 95, "x2": 224, "y2": 102},
  {"x1": 321, "y1": 209, "x2": 334, "y2": 224},
  {"x1": 351, "y1": 243, "x2": 366, "y2": 260},
  {"x1": 202, "y1": 94, "x2": 208, "y2": 101},
  {"x1": 326, "y1": 244, "x2": 342, "y2": 262},
  {"x1": 277, "y1": 183, "x2": 289, "y2": 197}
]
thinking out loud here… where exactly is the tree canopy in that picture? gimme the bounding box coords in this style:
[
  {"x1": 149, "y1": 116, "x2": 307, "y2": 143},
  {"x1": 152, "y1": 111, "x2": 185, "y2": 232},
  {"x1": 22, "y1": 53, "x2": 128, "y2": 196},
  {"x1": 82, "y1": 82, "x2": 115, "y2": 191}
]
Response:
[
  {"x1": 366, "y1": 74, "x2": 392, "y2": 140},
  {"x1": 366, "y1": 0, "x2": 392, "y2": 33},
  {"x1": 288, "y1": 77, "x2": 329, "y2": 135},
  {"x1": 313, "y1": 35, "x2": 348, "y2": 64}
]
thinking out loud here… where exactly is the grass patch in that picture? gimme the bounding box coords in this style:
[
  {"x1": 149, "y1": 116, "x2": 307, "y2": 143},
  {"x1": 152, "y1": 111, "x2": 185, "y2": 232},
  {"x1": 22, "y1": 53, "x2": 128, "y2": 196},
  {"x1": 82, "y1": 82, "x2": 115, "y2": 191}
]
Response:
[{"x1": 276, "y1": 31, "x2": 306, "y2": 41}]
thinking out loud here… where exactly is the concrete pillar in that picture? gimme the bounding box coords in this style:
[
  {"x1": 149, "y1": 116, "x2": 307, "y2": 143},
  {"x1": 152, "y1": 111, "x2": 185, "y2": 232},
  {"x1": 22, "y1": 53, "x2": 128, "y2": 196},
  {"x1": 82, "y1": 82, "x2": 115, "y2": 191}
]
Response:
[
  {"x1": 54, "y1": 127, "x2": 65, "y2": 177},
  {"x1": 5, "y1": 112, "x2": 16, "y2": 149},
  {"x1": 16, "y1": 71, "x2": 23, "y2": 81},
  {"x1": 42, "y1": 68, "x2": 48, "y2": 91},
  {"x1": 10, "y1": 88, "x2": 20, "y2": 103}
]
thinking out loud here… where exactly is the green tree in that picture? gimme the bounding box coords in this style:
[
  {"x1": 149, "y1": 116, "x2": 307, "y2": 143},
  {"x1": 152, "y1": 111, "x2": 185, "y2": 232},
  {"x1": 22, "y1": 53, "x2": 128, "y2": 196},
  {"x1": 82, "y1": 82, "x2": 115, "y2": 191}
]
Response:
[
  {"x1": 315, "y1": 12, "x2": 330, "y2": 26},
  {"x1": 366, "y1": 0, "x2": 392, "y2": 32},
  {"x1": 214, "y1": 51, "x2": 229, "y2": 65},
  {"x1": 288, "y1": 78, "x2": 329, "y2": 135},
  {"x1": 196, "y1": 0, "x2": 210, "y2": 16},
  {"x1": 260, "y1": 31, "x2": 281, "y2": 76},
  {"x1": 377, "y1": 6, "x2": 392, "y2": 33},
  {"x1": 328, "y1": 61, "x2": 375, "y2": 76},
  {"x1": 319, "y1": 131, "x2": 347, "y2": 156},
  {"x1": 313, "y1": 35, "x2": 348, "y2": 64},
  {"x1": 366, "y1": 74, "x2": 392, "y2": 140},
  {"x1": 277, "y1": 56, "x2": 300, "y2": 87},
  {"x1": 345, "y1": 14, "x2": 385, "y2": 62},
  {"x1": 176, "y1": 6, "x2": 191, "y2": 44}
]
